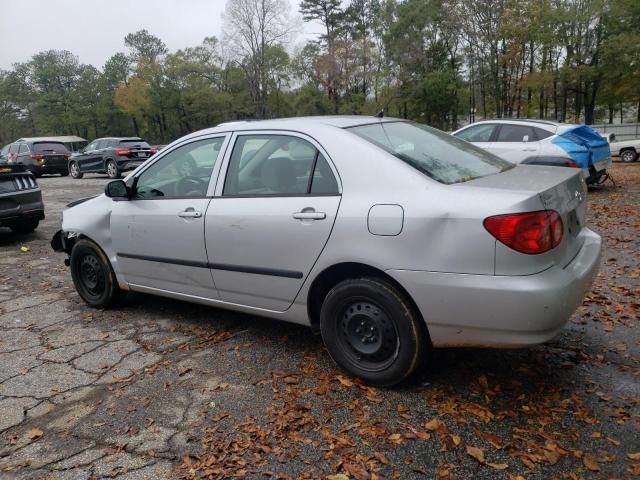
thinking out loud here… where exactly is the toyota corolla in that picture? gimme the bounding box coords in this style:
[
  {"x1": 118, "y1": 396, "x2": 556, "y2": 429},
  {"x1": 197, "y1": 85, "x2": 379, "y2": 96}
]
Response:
[{"x1": 51, "y1": 116, "x2": 602, "y2": 386}]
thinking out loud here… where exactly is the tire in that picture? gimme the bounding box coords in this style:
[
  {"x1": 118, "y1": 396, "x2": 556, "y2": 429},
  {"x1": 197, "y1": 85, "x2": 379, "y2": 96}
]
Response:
[
  {"x1": 106, "y1": 160, "x2": 120, "y2": 179},
  {"x1": 70, "y1": 239, "x2": 126, "y2": 308},
  {"x1": 70, "y1": 161, "x2": 83, "y2": 179},
  {"x1": 620, "y1": 149, "x2": 637, "y2": 163},
  {"x1": 10, "y1": 218, "x2": 39, "y2": 234},
  {"x1": 319, "y1": 278, "x2": 426, "y2": 387}
]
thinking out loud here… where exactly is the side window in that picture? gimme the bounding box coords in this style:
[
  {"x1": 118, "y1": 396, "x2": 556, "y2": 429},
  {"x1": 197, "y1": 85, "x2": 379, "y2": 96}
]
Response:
[
  {"x1": 8, "y1": 144, "x2": 17, "y2": 153},
  {"x1": 224, "y1": 135, "x2": 319, "y2": 196},
  {"x1": 18, "y1": 144, "x2": 29, "y2": 154},
  {"x1": 134, "y1": 137, "x2": 225, "y2": 199},
  {"x1": 533, "y1": 127, "x2": 553, "y2": 140},
  {"x1": 495, "y1": 125, "x2": 535, "y2": 142},
  {"x1": 310, "y1": 154, "x2": 339, "y2": 194},
  {"x1": 454, "y1": 124, "x2": 495, "y2": 142},
  {"x1": 86, "y1": 141, "x2": 98, "y2": 151}
]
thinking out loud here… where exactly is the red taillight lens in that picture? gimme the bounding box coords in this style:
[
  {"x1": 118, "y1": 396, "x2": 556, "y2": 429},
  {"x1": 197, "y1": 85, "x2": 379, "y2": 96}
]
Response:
[
  {"x1": 484, "y1": 210, "x2": 563, "y2": 254},
  {"x1": 567, "y1": 160, "x2": 578, "y2": 168},
  {"x1": 30, "y1": 154, "x2": 44, "y2": 161},
  {"x1": 150, "y1": 148, "x2": 158, "y2": 154},
  {"x1": 115, "y1": 148, "x2": 130, "y2": 156}
]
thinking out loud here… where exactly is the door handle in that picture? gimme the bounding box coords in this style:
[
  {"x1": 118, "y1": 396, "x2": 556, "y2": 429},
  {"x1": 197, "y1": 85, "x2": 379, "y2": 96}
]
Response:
[
  {"x1": 293, "y1": 210, "x2": 326, "y2": 220},
  {"x1": 178, "y1": 208, "x2": 202, "y2": 218}
]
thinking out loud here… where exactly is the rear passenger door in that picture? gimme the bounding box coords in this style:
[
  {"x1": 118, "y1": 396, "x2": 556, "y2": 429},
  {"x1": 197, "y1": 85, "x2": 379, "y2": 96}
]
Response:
[
  {"x1": 205, "y1": 132, "x2": 341, "y2": 311},
  {"x1": 77, "y1": 140, "x2": 98, "y2": 171},
  {"x1": 488, "y1": 124, "x2": 539, "y2": 163},
  {"x1": 87, "y1": 140, "x2": 107, "y2": 171}
]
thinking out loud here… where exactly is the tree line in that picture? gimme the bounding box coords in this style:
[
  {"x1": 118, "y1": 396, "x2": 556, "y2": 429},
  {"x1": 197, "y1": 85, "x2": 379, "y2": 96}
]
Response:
[{"x1": 0, "y1": 0, "x2": 638, "y2": 145}]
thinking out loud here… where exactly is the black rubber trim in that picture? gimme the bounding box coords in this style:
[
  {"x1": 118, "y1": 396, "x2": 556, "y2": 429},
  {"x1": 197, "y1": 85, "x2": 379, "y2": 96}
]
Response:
[{"x1": 117, "y1": 252, "x2": 303, "y2": 279}]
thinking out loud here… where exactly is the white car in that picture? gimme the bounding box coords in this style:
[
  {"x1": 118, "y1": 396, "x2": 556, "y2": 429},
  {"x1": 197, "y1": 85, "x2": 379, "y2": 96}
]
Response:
[
  {"x1": 452, "y1": 119, "x2": 611, "y2": 184},
  {"x1": 609, "y1": 139, "x2": 639, "y2": 162}
]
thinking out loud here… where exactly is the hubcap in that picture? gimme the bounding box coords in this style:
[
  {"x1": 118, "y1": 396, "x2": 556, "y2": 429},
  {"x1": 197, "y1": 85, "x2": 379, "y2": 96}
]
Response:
[
  {"x1": 79, "y1": 255, "x2": 105, "y2": 295},
  {"x1": 622, "y1": 151, "x2": 635, "y2": 162},
  {"x1": 338, "y1": 301, "x2": 399, "y2": 370},
  {"x1": 71, "y1": 163, "x2": 78, "y2": 175},
  {"x1": 108, "y1": 163, "x2": 116, "y2": 176}
]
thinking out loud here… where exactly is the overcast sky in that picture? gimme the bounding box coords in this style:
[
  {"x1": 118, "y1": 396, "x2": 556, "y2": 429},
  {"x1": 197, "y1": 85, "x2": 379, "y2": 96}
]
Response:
[{"x1": 0, "y1": 0, "x2": 321, "y2": 70}]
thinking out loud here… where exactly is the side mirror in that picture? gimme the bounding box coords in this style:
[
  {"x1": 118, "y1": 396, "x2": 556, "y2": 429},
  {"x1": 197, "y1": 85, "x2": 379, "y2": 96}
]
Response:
[{"x1": 105, "y1": 180, "x2": 129, "y2": 200}]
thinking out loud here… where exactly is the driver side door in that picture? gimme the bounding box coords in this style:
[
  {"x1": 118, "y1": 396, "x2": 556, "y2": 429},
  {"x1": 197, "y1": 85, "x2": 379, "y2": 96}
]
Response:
[{"x1": 110, "y1": 134, "x2": 229, "y2": 298}]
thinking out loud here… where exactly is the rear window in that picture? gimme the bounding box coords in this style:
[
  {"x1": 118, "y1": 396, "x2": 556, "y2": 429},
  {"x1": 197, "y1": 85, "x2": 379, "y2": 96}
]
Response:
[
  {"x1": 33, "y1": 142, "x2": 68, "y2": 153},
  {"x1": 119, "y1": 139, "x2": 150, "y2": 148},
  {"x1": 347, "y1": 121, "x2": 513, "y2": 184}
]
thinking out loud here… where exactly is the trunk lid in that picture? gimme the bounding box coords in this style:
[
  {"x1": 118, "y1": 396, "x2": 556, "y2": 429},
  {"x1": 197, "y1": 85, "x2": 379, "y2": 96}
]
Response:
[{"x1": 463, "y1": 165, "x2": 587, "y2": 274}]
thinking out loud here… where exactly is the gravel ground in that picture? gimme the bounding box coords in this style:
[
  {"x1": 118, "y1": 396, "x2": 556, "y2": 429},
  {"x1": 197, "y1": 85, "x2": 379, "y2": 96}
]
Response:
[{"x1": 0, "y1": 165, "x2": 638, "y2": 480}]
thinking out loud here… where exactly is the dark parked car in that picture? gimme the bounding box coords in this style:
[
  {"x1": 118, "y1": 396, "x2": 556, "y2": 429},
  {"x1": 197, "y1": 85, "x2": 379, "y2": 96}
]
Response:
[
  {"x1": 69, "y1": 137, "x2": 157, "y2": 179},
  {"x1": 7, "y1": 139, "x2": 71, "y2": 176},
  {"x1": 0, "y1": 164, "x2": 44, "y2": 233}
]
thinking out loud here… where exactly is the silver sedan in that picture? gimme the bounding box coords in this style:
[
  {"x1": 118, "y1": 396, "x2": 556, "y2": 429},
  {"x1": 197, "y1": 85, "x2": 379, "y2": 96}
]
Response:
[{"x1": 51, "y1": 116, "x2": 602, "y2": 386}]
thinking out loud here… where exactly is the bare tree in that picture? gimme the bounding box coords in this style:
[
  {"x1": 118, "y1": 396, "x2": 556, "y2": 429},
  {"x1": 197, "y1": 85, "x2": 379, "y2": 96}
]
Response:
[{"x1": 223, "y1": 0, "x2": 299, "y2": 117}]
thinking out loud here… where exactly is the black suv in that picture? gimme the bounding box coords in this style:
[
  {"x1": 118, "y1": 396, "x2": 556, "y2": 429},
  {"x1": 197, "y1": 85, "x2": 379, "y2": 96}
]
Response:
[
  {"x1": 69, "y1": 137, "x2": 156, "y2": 179},
  {"x1": 0, "y1": 164, "x2": 44, "y2": 233},
  {"x1": 8, "y1": 139, "x2": 71, "y2": 176}
]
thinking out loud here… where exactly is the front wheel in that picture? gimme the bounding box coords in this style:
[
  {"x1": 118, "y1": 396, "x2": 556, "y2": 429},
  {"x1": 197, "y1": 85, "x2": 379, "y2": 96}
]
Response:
[
  {"x1": 70, "y1": 239, "x2": 126, "y2": 308},
  {"x1": 106, "y1": 160, "x2": 120, "y2": 179},
  {"x1": 69, "y1": 161, "x2": 83, "y2": 179},
  {"x1": 620, "y1": 149, "x2": 637, "y2": 163},
  {"x1": 320, "y1": 278, "x2": 426, "y2": 387}
]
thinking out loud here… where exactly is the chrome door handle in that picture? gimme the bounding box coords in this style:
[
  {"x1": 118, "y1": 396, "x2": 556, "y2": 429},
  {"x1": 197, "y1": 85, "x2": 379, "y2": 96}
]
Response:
[
  {"x1": 178, "y1": 209, "x2": 202, "y2": 218},
  {"x1": 293, "y1": 211, "x2": 326, "y2": 220}
]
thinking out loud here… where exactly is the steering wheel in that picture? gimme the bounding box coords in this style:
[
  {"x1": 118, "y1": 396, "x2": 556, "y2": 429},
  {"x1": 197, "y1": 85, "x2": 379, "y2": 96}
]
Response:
[{"x1": 174, "y1": 176, "x2": 207, "y2": 197}]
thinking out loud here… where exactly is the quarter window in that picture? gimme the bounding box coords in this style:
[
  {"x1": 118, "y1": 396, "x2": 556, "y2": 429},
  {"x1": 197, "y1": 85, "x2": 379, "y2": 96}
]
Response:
[
  {"x1": 223, "y1": 135, "x2": 338, "y2": 196},
  {"x1": 134, "y1": 137, "x2": 225, "y2": 199}
]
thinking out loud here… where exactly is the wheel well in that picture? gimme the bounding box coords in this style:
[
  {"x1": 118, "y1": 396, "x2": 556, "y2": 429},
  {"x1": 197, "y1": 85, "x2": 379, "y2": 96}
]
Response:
[
  {"x1": 307, "y1": 262, "x2": 430, "y2": 343},
  {"x1": 620, "y1": 147, "x2": 636, "y2": 153}
]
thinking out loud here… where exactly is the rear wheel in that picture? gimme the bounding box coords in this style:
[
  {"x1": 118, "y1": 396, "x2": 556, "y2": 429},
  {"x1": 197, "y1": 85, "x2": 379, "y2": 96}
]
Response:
[
  {"x1": 106, "y1": 160, "x2": 120, "y2": 179},
  {"x1": 70, "y1": 239, "x2": 126, "y2": 308},
  {"x1": 10, "y1": 218, "x2": 39, "y2": 234},
  {"x1": 319, "y1": 278, "x2": 426, "y2": 387},
  {"x1": 70, "y1": 161, "x2": 83, "y2": 179},
  {"x1": 620, "y1": 149, "x2": 637, "y2": 163}
]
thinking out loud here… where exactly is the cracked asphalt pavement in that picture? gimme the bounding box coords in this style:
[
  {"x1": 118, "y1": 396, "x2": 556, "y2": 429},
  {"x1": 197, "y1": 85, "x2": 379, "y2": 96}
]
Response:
[{"x1": 0, "y1": 165, "x2": 638, "y2": 479}]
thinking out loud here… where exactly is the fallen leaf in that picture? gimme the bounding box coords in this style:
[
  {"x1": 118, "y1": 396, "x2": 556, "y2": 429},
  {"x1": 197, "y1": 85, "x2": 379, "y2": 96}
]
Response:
[
  {"x1": 425, "y1": 418, "x2": 442, "y2": 431},
  {"x1": 178, "y1": 367, "x2": 192, "y2": 376},
  {"x1": 628, "y1": 453, "x2": 640, "y2": 460},
  {"x1": 28, "y1": 428, "x2": 43, "y2": 440},
  {"x1": 336, "y1": 376, "x2": 354, "y2": 387},
  {"x1": 466, "y1": 445, "x2": 485, "y2": 464},
  {"x1": 20, "y1": 246, "x2": 30, "y2": 253},
  {"x1": 326, "y1": 475, "x2": 349, "y2": 480},
  {"x1": 487, "y1": 463, "x2": 508, "y2": 470},
  {"x1": 283, "y1": 376, "x2": 299, "y2": 384},
  {"x1": 583, "y1": 455, "x2": 600, "y2": 472}
]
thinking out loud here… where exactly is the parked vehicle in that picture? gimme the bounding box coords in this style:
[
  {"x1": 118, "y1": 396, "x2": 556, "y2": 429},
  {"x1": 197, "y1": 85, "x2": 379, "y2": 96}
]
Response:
[
  {"x1": 8, "y1": 139, "x2": 71, "y2": 176},
  {"x1": 608, "y1": 138, "x2": 640, "y2": 162},
  {"x1": 0, "y1": 164, "x2": 44, "y2": 233},
  {"x1": 52, "y1": 116, "x2": 601, "y2": 386},
  {"x1": 452, "y1": 119, "x2": 611, "y2": 185},
  {"x1": 69, "y1": 137, "x2": 156, "y2": 179},
  {"x1": 16, "y1": 136, "x2": 87, "y2": 155}
]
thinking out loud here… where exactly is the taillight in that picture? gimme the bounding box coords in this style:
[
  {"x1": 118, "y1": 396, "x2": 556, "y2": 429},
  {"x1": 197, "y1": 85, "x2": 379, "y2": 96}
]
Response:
[
  {"x1": 150, "y1": 148, "x2": 158, "y2": 154},
  {"x1": 567, "y1": 160, "x2": 578, "y2": 168},
  {"x1": 30, "y1": 154, "x2": 44, "y2": 161},
  {"x1": 484, "y1": 210, "x2": 563, "y2": 255},
  {"x1": 115, "y1": 148, "x2": 130, "y2": 156}
]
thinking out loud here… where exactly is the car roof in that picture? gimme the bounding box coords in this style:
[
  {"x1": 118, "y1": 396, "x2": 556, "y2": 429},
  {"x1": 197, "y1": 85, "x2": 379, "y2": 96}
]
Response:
[
  {"x1": 17, "y1": 136, "x2": 86, "y2": 143},
  {"x1": 92, "y1": 137, "x2": 145, "y2": 141}
]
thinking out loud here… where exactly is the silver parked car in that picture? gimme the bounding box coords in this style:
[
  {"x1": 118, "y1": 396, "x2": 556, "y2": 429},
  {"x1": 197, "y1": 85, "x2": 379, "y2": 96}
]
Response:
[{"x1": 51, "y1": 116, "x2": 602, "y2": 386}]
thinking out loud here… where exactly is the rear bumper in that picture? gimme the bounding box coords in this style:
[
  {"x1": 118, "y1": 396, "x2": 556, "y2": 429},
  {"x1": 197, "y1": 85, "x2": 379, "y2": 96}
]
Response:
[
  {"x1": 388, "y1": 228, "x2": 602, "y2": 348},
  {"x1": 0, "y1": 190, "x2": 45, "y2": 226},
  {"x1": 116, "y1": 157, "x2": 147, "y2": 171}
]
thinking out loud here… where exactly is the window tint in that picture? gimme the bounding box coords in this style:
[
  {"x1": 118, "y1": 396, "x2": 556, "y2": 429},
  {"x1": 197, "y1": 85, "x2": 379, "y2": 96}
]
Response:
[
  {"x1": 135, "y1": 137, "x2": 225, "y2": 199},
  {"x1": 120, "y1": 139, "x2": 150, "y2": 148},
  {"x1": 495, "y1": 125, "x2": 535, "y2": 142},
  {"x1": 454, "y1": 124, "x2": 495, "y2": 142},
  {"x1": 533, "y1": 127, "x2": 553, "y2": 140},
  {"x1": 310, "y1": 153, "x2": 339, "y2": 194},
  {"x1": 224, "y1": 135, "x2": 324, "y2": 196},
  {"x1": 33, "y1": 142, "x2": 68, "y2": 153},
  {"x1": 18, "y1": 144, "x2": 29, "y2": 154},
  {"x1": 8, "y1": 144, "x2": 17, "y2": 153},
  {"x1": 349, "y1": 121, "x2": 513, "y2": 185},
  {"x1": 86, "y1": 141, "x2": 98, "y2": 151}
]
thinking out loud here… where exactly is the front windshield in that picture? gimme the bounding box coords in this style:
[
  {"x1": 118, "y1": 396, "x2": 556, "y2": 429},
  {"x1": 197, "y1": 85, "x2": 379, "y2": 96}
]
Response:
[{"x1": 347, "y1": 121, "x2": 513, "y2": 184}]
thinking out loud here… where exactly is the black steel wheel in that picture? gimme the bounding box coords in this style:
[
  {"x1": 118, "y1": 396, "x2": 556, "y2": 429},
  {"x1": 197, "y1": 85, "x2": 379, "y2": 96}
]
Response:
[
  {"x1": 320, "y1": 278, "x2": 426, "y2": 387},
  {"x1": 70, "y1": 239, "x2": 126, "y2": 308}
]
